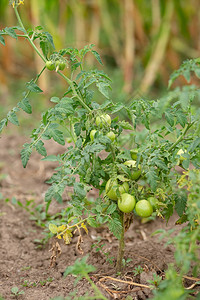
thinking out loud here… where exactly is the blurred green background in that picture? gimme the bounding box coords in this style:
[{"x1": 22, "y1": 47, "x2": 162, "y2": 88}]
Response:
[{"x1": 0, "y1": 0, "x2": 200, "y2": 132}]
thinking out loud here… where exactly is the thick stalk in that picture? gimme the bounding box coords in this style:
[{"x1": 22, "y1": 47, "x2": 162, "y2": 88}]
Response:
[{"x1": 116, "y1": 211, "x2": 125, "y2": 273}]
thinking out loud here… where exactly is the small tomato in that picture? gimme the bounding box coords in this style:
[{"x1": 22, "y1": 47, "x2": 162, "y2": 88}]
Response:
[
  {"x1": 90, "y1": 129, "x2": 97, "y2": 141},
  {"x1": 46, "y1": 60, "x2": 55, "y2": 71},
  {"x1": 135, "y1": 200, "x2": 153, "y2": 217},
  {"x1": 124, "y1": 160, "x2": 141, "y2": 180},
  {"x1": 96, "y1": 114, "x2": 111, "y2": 128},
  {"x1": 106, "y1": 131, "x2": 115, "y2": 142},
  {"x1": 105, "y1": 179, "x2": 129, "y2": 201},
  {"x1": 118, "y1": 193, "x2": 136, "y2": 213}
]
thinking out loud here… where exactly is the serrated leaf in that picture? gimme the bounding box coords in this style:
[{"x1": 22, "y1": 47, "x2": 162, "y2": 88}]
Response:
[
  {"x1": 87, "y1": 216, "x2": 99, "y2": 227},
  {"x1": 7, "y1": 111, "x2": 19, "y2": 126},
  {"x1": 50, "y1": 97, "x2": 60, "y2": 103},
  {"x1": 49, "y1": 223, "x2": 58, "y2": 234},
  {"x1": 176, "y1": 110, "x2": 187, "y2": 128},
  {"x1": 165, "y1": 111, "x2": 174, "y2": 127},
  {"x1": 188, "y1": 137, "x2": 200, "y2": 152},
  {"x1": 112, "y1": 103, "x2": 124, "y2": 113},
  {"x1": 20, "y1": 143, "x2": 32, "y2": 168},
  {"x1": 74, "y1": 122, "x2": 82, "y2": 136},
  {"x1": 96, "y1": 82, "x2": 110, "y2": 99},
  {"x1": 5, "y1": 27, "x2": 17, "y2": 39},
  {"x1": 26, "y1": 80, "x2": 43, "y2": 93},
  {"x1": 74, "y1": 182, "x2": 86, "y2": 198},
  {"x1": 0, "y1": 118, "x2": 7, "y2": 133},
  {"x1": 175, "y1": 193, "x2": 187, "y2": 217},
  {"x1": 183, "y1": 70, "x2": 190, "y2": 82},
  {"x1": 146, "y1": 169, "x2": 158, "y2": 191},
  {"x1": 47, "y1": 125, "x2": 65, "y2": 145},
  {"x1": 35, "y1": 140, "x2": 47, "y2": 157},
  {"x1": 106, "y1": 202, "x2": 117, "y2": 214},
  {"x1": 42, "y1": 155, "x2": 59, "y2": 161},
  {"x1": 154, "y1": 159, "x2": 168, "y2": 171},
  {"x1": 108, "y1": 218, "x2": 122, "y2": 239},
  {"x1": 175, "y1": 214, "x2": 187, "y2": 225},
  {"x1": 18, "y1": 97, "x2": 32, "y2": 114},
  {"x1": 91, "y1": 49, "x2": 103, "y2": 65},
  {"x1": 194, "y1": 68, "x2": 200, "y2": 78},
  {"x1": 40, "y1": 40, "x2": 49, "y2": 58},
  {"x1": 118, "y1": 120, "x2": 133, "y2": 130},
  {"x1": 89, "y1": 143, "x2": 105, "y2": 153},
  {"x1": 0, "y1": 35, "x2": 5, "y2": 45}
]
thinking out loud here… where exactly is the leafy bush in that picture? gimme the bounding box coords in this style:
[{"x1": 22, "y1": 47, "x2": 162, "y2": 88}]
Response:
[{"x1": 1, "y1": 1, "x2": 200, "y2": 298}]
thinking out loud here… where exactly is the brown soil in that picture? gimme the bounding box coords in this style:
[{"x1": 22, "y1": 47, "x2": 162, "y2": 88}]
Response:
[{"x1": 0, "y1": 134, "x2": 191, "y2": 300}]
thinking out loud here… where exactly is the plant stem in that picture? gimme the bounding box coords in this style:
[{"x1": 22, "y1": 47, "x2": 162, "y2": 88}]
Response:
[
  {"x1": 14, "y1": 6, "x2": 47, "y2": 63},
  {"x1": 168, "y1": 121, "x2": 195, "y2": 152},
  {"x1": 13, "y1": 6, "x2": 92, "y2": 114},
  {"x1": 116, "y1": 211, "x2": 125, "y2": 273},
  {"x1": 57, "y1": 71, "x2": 91, "y2": 113},
  {"x1": 85, "y1": 273, "x2": 107, "y2": 300}
]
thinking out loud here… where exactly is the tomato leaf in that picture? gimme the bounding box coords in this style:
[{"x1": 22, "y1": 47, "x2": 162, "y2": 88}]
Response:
[
  {"x1": 20, "y1": 143, "x2": 32, "y2": 168},
  {"x1": 18, "y1": 97, "x2": 32, "y2": 114},
  {"x1": 108, "y1": 217, "x2": 122, "y2": 239}
]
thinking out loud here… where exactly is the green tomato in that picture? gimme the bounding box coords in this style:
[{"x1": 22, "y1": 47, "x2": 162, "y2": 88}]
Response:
[
  {"x1": 45, "y1": 60, "x2": 55, "y2": 71},
  {"x1": 90, "y1": 130, "x2": 97, "y2": 141},
  {"x1": 124, "y1": 160, "x2": 141, "y2": 180},
  {"x1": 106, "y1": 131, "x2": 115, "y2": 142},
  {"x1": 55, "y1": 60, "x2": 66, "y2": 71},
  {"x1": 135, "y1": 200, "x2": 153, "y2": 217},
  {"x1": 105, "y1": 179, "x2": 129, "y2": 201},
  {"x1": 130, "y1": 149, "x2": 138, "y2": 161},
  {"x1": 147, "y1": 196, "x2": 158, "y2": 211},
  {"x1": 96, "y1": 114, "x2": 111, "y2": 128},
  {"x1": 118, "y1": 193, "x2": 136, "y2": 213}
]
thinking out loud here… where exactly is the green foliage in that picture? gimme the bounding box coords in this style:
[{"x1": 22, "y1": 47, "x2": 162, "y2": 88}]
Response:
[{"x1": 1, "y1": 5, "x2": 200, "y2": 299}]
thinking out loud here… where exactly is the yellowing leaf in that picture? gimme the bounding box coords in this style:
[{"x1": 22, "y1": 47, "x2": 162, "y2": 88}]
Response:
[
  {"x1": 57, "y1": 225, "x2": 66, "y2": 232},
  {"x1": 63, "y1": 230, "x2": 73, "y2": 244},
  {"x1": 49, "y1": 224, "x2": 58, "y2": 234},
  {"x1": 57, "y1": 235, "x2": 62, "y2": 239},
  {"x1": 81, "y1": 222, "x2": 88, "y2": 234}
]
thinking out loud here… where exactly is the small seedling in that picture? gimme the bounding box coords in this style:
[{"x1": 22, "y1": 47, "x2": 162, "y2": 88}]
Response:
[
  {"x1": 148, "y1": 273, "x2": 162, "y2": 289},
  {"x1": 11, "y1": 287, "x2": 24, "y2": 297},
  {"x1": 133, "y1": 265, "x2": 144, "y2": 276}
]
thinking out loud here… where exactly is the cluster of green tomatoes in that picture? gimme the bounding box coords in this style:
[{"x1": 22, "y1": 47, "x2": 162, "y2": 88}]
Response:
[
  {"x1": 46, "y1": 58, "x2": 66, "y2": 72},
  {"x1": 91, "y1": 113, "x2": 157, "y2": 218}
]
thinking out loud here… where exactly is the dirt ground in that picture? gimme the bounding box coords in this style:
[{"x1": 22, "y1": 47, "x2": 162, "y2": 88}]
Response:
[{"x1": 0, "y1": 134, "x2": 197, "y2": 300}]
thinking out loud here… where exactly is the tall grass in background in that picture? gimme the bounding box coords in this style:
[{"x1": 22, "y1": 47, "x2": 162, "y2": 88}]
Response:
[{"x1": 0, "y1": 0, "x2": 199, "y2": 101}]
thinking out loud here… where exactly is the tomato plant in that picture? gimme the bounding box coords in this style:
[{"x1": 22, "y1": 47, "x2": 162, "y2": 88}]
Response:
[{"x1": 1, "y1": 3, "x2": 200, "y2": 298}]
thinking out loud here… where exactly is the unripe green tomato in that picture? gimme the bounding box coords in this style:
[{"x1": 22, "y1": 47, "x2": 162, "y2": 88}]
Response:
[
  {"x1": 106, "y1": 131, "x2": 115, "y2": 142},
  {"x1": 130, "y1": 149, "x2": 138, "y2": 161},
  {"x1": 105, "y1": 179, "x2": 129, "y2": 201},
  {"x1": 118, "y1": 193, "x2": 136, "y2": 213},
  {"x1": 124, "y1": 160, "x2": 141, "y2": 180},
  {"x1": 135, "y1": 200, "x2": 153, "y2": 217},
  {"x1": 55, "y1": 60, "x2": 66, "y2": 71},
  {"x1": 90, "y1": 129, "x2": 97, "y2": 141},
  {"x1": 147, "y1": 196, "x2": 158, "y2": 211},
  {"x1": 46, "y1": 60, "x2": 55, "y2": 71},
  {"x1": 96, "y1": 114, "x2": 111, "y2": 128}
]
